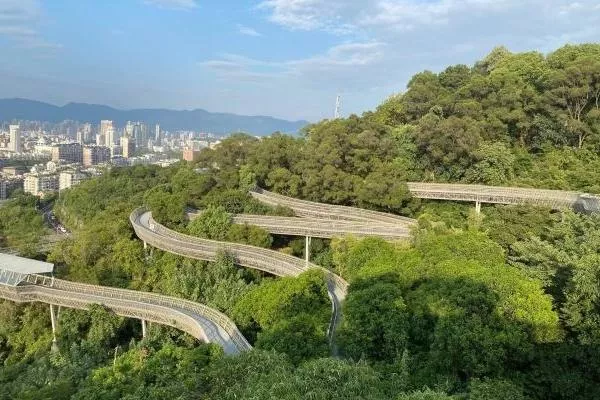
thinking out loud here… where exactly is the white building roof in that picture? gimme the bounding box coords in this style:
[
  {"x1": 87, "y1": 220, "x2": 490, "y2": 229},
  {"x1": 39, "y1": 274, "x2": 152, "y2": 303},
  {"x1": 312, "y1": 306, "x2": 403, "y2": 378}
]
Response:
[{"x1": 0, "y1": 253, "x2": 54, "y2": 285}]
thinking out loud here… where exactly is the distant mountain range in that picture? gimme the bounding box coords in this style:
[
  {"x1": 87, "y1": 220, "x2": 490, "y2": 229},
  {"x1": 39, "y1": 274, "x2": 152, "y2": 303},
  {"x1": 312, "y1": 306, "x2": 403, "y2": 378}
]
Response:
[{"x1": 0, "y1": 98, "x2": 309, "y2": 135}]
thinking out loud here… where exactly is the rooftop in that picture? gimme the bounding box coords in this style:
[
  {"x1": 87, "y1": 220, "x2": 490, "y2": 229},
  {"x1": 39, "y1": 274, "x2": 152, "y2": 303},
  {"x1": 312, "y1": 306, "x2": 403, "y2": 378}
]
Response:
[{"x1": 0, "y1": 253, "x2": 54, "y2": 286}]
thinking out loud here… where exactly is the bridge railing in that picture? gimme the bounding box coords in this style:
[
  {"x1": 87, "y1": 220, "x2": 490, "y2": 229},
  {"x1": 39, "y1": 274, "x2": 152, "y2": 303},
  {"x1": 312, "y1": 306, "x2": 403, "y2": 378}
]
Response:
[
  {"x1": 250, "y1": 188, "x2": 417, "y2": 225},
  {"x1": 40, "y1": 276, "x2": 251, "y2": 352},
  {"x1": 0, "y1": 265, "x2": 251, "y2": 353},
  {"x1": 131, "y1": 209, "x2": 350, "y2": 341},
  {"x1": 405, "y1": 182, "x2": 583, "y2": 208},
  {"x1": 135, "y1": 210, "x2": 310, "y2": 275},
  {"x1": 15, "y1": 284, "x2": 209, "y2": 344},
  {"x1": 139, "y1": 211, "x2": 349, "y2": 290}
]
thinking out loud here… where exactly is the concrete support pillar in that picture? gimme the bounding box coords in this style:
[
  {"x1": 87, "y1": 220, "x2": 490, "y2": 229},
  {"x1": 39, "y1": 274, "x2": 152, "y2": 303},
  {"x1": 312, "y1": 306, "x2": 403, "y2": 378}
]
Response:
[
  {"x1": 50, "y1": 304, "x2": 58, "y2": 351},
  {"x1": 305, "y1": 236, "x2": 311, "y2": 266},
  {"x1": 475, "y1": 201, "x2": 482, "y2": 214},
  {"x1": 141, "y1": 319, "x2": 147, "y2": 338},
  {"x1": 143, "y1": 241, "x2": 148, "y2": 250}
]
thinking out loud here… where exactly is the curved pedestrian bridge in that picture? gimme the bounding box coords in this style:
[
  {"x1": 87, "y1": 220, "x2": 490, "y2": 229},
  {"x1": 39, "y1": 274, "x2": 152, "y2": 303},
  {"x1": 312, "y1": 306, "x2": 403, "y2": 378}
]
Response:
[{"x1": 0, "y1": 254, "x2": 250, "y2": 355}]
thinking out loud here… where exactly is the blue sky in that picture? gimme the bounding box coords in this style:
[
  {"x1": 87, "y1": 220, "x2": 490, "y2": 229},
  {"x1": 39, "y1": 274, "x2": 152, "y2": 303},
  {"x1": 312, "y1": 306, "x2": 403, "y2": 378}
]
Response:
[{"x1": 0, "y1": 0, "x2": 599, "y2": 121}]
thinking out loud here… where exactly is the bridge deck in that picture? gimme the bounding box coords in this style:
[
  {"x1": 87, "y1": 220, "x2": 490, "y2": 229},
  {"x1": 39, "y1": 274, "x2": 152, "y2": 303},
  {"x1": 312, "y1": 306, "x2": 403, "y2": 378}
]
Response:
[
  {"x1": 0, "y1": 262, "x2": 250, "y2": 354},
  {"x1": 406, "y1": 182, "x2": 585, "y2": 208}
]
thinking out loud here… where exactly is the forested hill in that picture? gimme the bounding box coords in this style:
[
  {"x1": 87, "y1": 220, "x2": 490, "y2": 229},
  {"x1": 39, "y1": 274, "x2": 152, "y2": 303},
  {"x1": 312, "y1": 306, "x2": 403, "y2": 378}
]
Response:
[
  {"x1": 2, "y1": 43, "x2": 600, "y2": 400},
  {"x1": 204, "y1": 43, "x2": 599, "y2": 216},
  {"x1": 0, "y1": 98, "x2": 308, "y2": 135},
  {"x1": 368, "y1": 43, "x2": 600, "y2": 185}
]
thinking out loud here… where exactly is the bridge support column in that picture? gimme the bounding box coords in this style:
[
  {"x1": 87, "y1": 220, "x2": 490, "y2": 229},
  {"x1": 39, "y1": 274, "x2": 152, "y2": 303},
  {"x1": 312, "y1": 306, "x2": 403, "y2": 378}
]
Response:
[
  {"x1": 143, "y1": 241, "x2": 148, "y2": 250},
  {"x1": 475, "y1": 201, "x2": 481, "y2": 214},
  {"x1": 305, "y1": 236, "x2": 311, "y2": 266},
  {"x1": 50, "y1": 304, "x2": 58, "y2": 351},
  {"x1": 141, "y1": 319, "x2": 147, "y2": 338}
]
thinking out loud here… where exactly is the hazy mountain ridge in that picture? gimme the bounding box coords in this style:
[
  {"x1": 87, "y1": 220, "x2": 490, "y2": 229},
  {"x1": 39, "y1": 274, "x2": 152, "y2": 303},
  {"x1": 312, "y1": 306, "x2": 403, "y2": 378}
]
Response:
[{"x1": 0, "y1": 98, "x2": 309, "y2": 135}]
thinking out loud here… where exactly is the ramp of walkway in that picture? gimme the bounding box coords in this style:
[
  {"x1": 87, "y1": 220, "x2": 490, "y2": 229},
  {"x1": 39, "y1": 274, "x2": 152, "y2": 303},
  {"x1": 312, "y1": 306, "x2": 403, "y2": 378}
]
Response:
[{"x1": 0, "y1": 260, "x2": 250, "y2": 355}]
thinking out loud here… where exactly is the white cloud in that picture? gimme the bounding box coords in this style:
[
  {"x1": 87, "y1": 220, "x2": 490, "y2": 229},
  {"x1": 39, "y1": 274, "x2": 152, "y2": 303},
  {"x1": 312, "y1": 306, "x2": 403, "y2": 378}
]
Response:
[
  {"x1": 257, "y1": 0, "x2": 600, "y2": 34},
  {"x1": 144, "y1": 0, "x2": 198, "y2": 10},
  {"x1": 289, "y1": 42, "x2": 385, "y2": 70},
  {"x1": 0, "y1": 0, "x2": 40, "y2": 21},
  {"x1": 0, "y1": 26, "x2": 37, "y2": 37},
  {"x1": 361, "y1": 0, "x2": 519, "y2": 30},
  {"x1": 0, "y1": 0, "x2": 61, "y2": 50},
  {"x1": 257, "y1": 0, "x2": 357, "y2": 34},
  {"x1": 199, "y1": 41, "x2": 386, "y2": 87},
  {"x1": 209, "y1": 0, "x2": 600, "y2": 119},
  {"x1": 238, "y1": 24, "x2": 262, "y2": 37}
]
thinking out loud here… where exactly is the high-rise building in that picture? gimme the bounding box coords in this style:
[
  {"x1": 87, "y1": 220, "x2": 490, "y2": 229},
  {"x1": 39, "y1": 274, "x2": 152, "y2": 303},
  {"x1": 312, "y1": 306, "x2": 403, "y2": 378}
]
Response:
[
  {"x1": 183, "y1": 148, "x2": 201, "y2": 162},
  {"x1": 83, "y1": 146, "x2": 111, "y2": 167},
  {"x1": 99, "y1": 120, "x2": 114, "y2": 147},
  {"x1": 77, "y1": 123, "x2": 93, "y2": 144},
  {"x1": 0, "y1": 180, "x2": 7, "y2": 200},
  {"x1": 110, "y1": 145, "x2": 122, "y2": 158},
  {"x1": 155, "y1": 124, "x2": 161, "y2": 145},
  {"x1": 51, "y1": 143, "x2": 83, "y2": 164},
  {"x1": 130, "y1": 122, "x2": 148, "y2": 150},
  {"x1": 82, "y1": 123, "x2": 92, "y2": 143},
  {"x1": 120, "y1": 136, "x2": 136, "y2": 158},
  {"x1": 1, "y1": 177, "x2": 23, "y2": 199},
  {"x1": 24, "y1": 173, "x2": 59, "y2": 196},
  {"x1": 59, "y1": 171, "x2": 87, "y2": 190},
  {"x1": 95, "y1": 133, "x2": 104, "y2": 146},
  {"x1": 132, "y1": 123, "x2": 141, "y2": 148},
  {"x1": 125, "y1": 121, "x2": 134, "y2": 138},
  {"x1": 106, "y1": 125, "x2": 116, "y2": 147},
  {"x1": 9, "y1": 125, "x2": 21, "y2": 153},
  {"x1": 141, "y1": 124, "x2": 149, "y2": 148}
]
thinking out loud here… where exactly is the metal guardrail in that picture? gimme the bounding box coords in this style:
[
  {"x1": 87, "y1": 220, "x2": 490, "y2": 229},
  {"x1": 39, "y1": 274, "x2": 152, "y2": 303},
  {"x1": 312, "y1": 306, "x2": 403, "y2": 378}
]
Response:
[
  {"x1": 130, "y1": 209, "x2": 349, "y2": 343},
  {"x1": 405, "y1": 182, "x2": 588, "y2": 208},
  {"x1": 252, "y1": 183, "x2": 598, "y2": 214},
  {"x1": 187, "y1": 212, "x2": 412, "y2": 240},
  {"x1": 138, "y1": 189, "x2": 420, "y2": 344},
  {"x1": 250, "y1": 188, "x2": 417, "y2": 225},
  {"x1": 0, "y1": 265, "x2": 251, "y2": 354}
]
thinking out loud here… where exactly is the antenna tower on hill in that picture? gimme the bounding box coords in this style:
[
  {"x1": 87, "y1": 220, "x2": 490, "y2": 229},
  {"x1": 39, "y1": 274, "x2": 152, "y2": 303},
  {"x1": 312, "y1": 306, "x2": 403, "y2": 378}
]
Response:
[{"x1": 334, "y1": 95, "x2": 341, "y2": 119}]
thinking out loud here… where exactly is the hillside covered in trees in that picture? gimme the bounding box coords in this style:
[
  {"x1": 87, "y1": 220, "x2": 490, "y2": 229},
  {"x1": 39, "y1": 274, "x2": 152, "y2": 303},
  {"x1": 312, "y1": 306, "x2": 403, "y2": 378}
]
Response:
[{"x1": 1, "y1": 43, "x2": 600, "y2": 399}]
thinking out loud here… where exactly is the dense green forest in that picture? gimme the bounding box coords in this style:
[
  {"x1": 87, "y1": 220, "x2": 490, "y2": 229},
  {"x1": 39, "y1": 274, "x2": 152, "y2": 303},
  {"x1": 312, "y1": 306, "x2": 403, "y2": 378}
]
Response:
[{"x1": 1, "y1": 43, "x2": 600, "y2": 399}]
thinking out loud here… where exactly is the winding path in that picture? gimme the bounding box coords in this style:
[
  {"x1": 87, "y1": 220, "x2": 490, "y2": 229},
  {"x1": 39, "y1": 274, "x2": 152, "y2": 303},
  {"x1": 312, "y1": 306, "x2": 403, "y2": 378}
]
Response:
[
  {"x1": 130, "y1": 209, "x2": 348, "y2": 341},
  {"x1": 250, "y1": 188, "x2": 417, "y2": 225},
  {"x1": 0, "y1": 266, "x2": 250, "y2": 355},
  {"x1": 187, "y1": 213, "x2": 412, "y2": 240},
  {"x1": 3, "y1": 182, "x2": 596, "y2": 357},
  {"x1": 254, "y1": 184, "x2": 600, "y2": 213},
  {"x1": 405, "y1": 182, "x2": 592, "y2": 209}
]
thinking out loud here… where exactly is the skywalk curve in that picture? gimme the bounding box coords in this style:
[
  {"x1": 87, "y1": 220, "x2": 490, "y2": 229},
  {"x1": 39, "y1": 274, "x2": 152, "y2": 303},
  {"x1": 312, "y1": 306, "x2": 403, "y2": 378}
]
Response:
[
  {"x1": 0, "y1": 266, "x2": 250, "y2": 355},
  {"x1": 406, "y1": 182, "x2": 599, "y2": 210},
  {"x1": 187, "y1": 212, "x2": 412, "y2": 240},
  {"x1": 130, "y1": 209, "x2": 349, "y2": 342},
  {"x1": 249, "y1": 188, "x2": 417, "y2": 225}
]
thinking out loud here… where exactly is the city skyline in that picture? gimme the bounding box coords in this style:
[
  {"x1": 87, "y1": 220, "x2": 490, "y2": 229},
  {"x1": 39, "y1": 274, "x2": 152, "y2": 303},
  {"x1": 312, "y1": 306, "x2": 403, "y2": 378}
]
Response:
[{"x1": 0, "y1": 1, "x2": 599, "y2": 121}]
